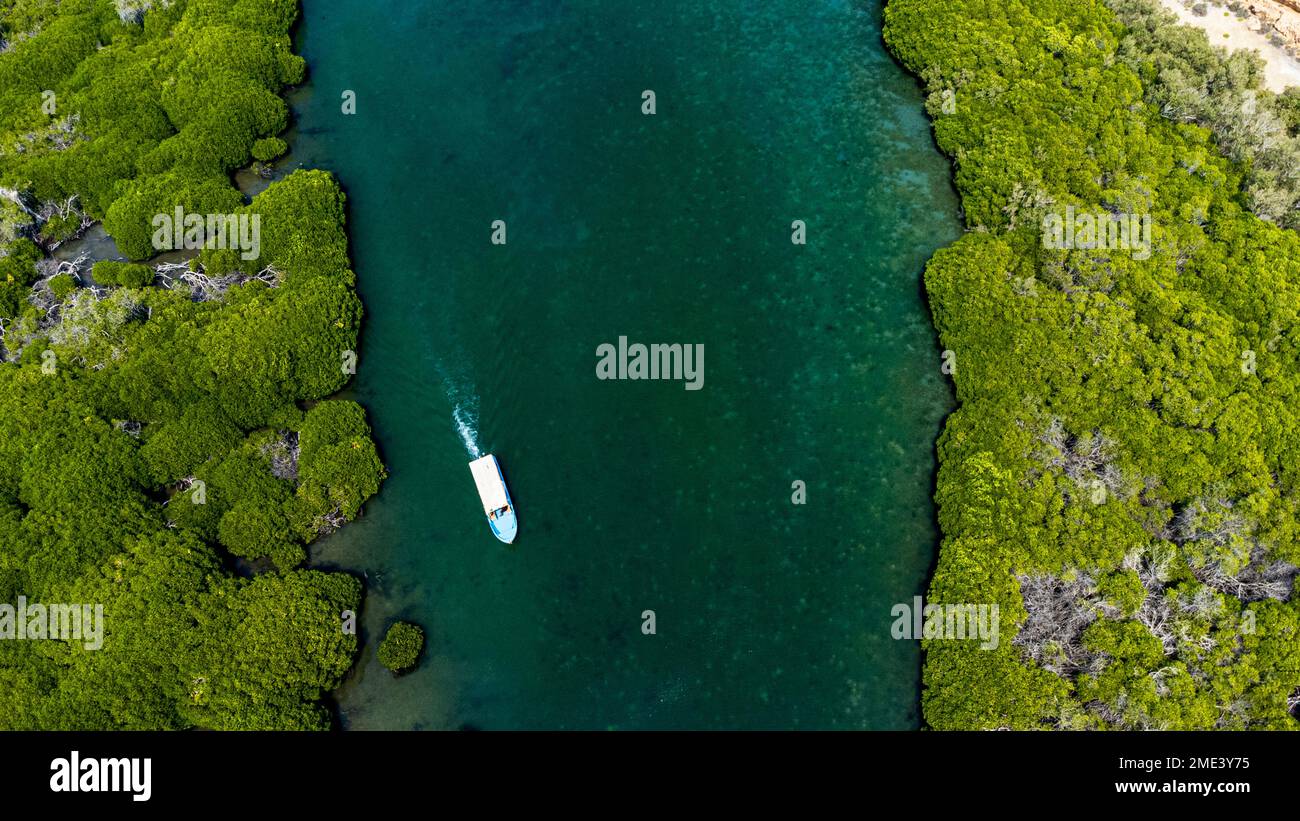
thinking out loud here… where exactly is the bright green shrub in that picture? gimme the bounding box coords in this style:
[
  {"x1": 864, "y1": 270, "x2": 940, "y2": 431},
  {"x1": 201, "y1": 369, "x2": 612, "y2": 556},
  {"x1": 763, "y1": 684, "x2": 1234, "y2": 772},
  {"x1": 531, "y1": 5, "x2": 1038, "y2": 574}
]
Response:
[{"x1": 377, "y1": 622, "x2": 424, "y2": 673}]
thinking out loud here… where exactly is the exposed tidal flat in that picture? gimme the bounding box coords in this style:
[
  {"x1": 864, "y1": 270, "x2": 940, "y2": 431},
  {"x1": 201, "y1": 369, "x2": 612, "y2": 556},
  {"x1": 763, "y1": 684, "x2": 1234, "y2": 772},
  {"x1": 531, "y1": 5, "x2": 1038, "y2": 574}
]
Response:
[{"x1": 293, "y1": 0, "x2": 961, "y2": 728}]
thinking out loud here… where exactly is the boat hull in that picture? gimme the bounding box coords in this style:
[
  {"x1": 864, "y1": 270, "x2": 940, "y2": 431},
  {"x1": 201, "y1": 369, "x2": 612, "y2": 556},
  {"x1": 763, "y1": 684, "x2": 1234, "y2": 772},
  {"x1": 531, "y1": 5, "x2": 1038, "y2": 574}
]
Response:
[
  {"x1": 489, "y1": 504, "x2": 517, "y2": 544},
  {"x1": 469, "y1": 454, "x2": 517, "y2": 544}
]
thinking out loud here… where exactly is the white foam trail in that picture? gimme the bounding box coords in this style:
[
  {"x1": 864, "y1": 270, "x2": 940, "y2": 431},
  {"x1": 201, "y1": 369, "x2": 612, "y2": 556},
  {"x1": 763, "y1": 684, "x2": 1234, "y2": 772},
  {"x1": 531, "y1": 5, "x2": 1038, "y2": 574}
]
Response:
[
  {"x1": 432, "y1": 355, "x2": 484, "y2": 459},
  {"x1": 453, "y1": 400, "x2": 482, "y2": 459}
]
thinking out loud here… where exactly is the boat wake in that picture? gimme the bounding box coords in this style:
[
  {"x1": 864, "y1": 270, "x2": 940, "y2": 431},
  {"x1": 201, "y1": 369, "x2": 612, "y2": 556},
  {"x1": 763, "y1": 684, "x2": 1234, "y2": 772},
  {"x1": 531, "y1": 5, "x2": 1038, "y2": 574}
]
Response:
[
  {"x1": 434, "y1": 356, "x2": 484, "y2": 459},
  {"x1": 453, "y1": 400, "x2": 482, "y2": 460}
]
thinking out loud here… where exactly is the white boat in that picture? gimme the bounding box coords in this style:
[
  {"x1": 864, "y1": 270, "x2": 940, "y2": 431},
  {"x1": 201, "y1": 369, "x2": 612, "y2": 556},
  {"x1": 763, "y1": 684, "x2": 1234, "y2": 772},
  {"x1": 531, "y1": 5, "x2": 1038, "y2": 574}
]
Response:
[{"x1": 468, "y1": 454, "x2": 517, "y2": 543}]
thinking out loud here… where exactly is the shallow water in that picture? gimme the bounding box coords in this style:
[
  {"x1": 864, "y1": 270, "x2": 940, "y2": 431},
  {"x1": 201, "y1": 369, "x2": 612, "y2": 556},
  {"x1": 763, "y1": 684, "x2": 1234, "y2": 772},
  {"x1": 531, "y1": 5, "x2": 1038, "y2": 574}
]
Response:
[{"x1": 291, "y1": 0, "x2": 960, "y2": 729}]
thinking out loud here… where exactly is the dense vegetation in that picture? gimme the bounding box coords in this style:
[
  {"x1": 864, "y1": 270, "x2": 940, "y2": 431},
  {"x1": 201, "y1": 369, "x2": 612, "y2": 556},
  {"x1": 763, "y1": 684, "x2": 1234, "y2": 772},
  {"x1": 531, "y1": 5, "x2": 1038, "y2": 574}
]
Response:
[
  {"x1": 1107, "y1": 0, "x2": 1300, "y2": 228},
  {"x1": 886, "y1": 0, "x2": 1300, "y2": 729},
  {"x1": 0, "y1": 0, "x2": 385, "y2": 729},
  {"x1": 377, "y1": 621, "x2": 423, "y2": 674}
]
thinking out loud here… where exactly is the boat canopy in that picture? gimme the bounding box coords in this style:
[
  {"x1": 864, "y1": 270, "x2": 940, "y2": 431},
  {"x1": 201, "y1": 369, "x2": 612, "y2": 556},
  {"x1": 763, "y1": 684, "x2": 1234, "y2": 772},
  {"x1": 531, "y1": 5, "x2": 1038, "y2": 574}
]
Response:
[{"x1": 469, "y1": 455, "x2": 509, "y2": 514}]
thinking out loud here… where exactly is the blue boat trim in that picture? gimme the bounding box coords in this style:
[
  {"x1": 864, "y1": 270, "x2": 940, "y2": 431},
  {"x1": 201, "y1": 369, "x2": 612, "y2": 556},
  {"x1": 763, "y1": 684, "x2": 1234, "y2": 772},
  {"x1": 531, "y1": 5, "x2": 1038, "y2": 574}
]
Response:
[{"x1": 472, "y1": 454, "x2": 517, "y2": 544}]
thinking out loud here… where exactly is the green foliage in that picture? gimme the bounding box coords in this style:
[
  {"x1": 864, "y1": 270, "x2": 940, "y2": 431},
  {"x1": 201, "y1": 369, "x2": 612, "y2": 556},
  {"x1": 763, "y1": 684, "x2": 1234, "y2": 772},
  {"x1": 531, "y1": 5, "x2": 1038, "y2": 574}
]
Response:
[
  {"x1": 37, "y1": 209, "x2": 82, "y2": 244},
  {"x1": 0, "y1": 0, "x2": 383, "y2": 730},
  {"x1": 218, "y1": 500, "x2": 303, "y2": 570},
  {"x1": 138, "y1": 400, "x2": 241, "y2": 484},
  {"x1": 1107, "y1": 0, "x2": 1300, "y2": 227},
  {"x1": 91, "y1": 259, "x2": 153, "y2": 288},
  {"x1": 377, "y1": 621, "x2": 424, "y2": 673},
  {"x1": 0, "y1": 281, "x2": 25, "y2": 318},
  {"x1": 0, "y1": 238, "x2": 40, "y2": 288},
  {"x1": 194, "y1": 275, "x2": 361, "y2": 428},
  {"x1": 886, "y1": 0, "x2": 1300, "y2": 729},
  {"x1": 103, "y1": 170, "x2": 243, "y2": 260},
  {"x1": 47, "y1": 272, "x2": 76, "y2": 300},
  {"x1": 182, "y1": 570, "x2": 360, "y2": 730},
  {"x1": 0, "y1": 197, "x2": 32, "y2": 246},
  {"x1": 251, "y1": 136, "x2": 287, "y2": 162},
  {"x1": 0, "y1": 0, "x2": 301, "y2": 231},
  {"x1": 219, "y1": 168, "x2": 352, "y2": 281},
  {"x1": 292, "y1": 401, "x2": 386, "y2": 541}
]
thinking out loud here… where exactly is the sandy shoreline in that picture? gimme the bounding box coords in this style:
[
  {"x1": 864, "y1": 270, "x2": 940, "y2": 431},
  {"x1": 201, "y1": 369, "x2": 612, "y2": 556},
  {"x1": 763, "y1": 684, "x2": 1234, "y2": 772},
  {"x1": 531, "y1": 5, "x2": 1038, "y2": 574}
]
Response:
[{"x1": 1155, "y1": 0, "x2": 1300, "y2": 91}]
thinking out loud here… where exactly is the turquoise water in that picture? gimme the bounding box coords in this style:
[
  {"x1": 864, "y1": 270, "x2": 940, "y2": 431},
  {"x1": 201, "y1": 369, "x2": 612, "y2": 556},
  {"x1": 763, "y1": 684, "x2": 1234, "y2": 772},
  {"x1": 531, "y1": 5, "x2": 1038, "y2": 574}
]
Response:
[{"x1": 289, "y1": 0, "x2": 960, "y2": 729}]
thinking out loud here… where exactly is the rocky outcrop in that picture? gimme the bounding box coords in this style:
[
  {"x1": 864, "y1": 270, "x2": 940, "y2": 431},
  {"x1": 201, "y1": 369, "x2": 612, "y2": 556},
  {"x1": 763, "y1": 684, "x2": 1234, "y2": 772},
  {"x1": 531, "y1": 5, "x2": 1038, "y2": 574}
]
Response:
[{"x1": 1247, "y1": 1, "x2": 1300, "y2": 55}]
